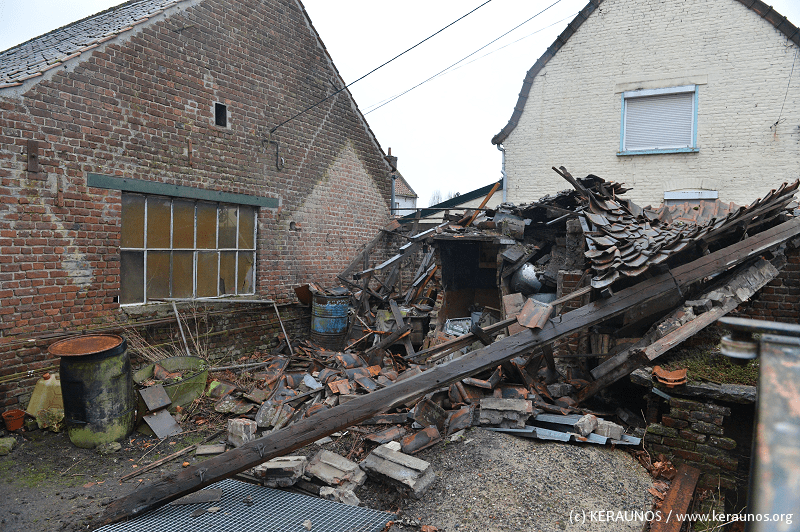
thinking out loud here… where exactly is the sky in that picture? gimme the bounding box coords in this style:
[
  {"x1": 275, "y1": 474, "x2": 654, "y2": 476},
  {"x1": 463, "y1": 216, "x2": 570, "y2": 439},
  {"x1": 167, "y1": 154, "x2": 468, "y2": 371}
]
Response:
[{"x1": 2, "y1": 0, "x2": 800, "y2": 208}]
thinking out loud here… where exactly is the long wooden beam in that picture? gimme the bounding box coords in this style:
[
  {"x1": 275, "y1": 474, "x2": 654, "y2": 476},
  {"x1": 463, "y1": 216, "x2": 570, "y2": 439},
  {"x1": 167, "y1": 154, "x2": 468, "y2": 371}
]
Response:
[{"x1": 99, "y1": 218, "x2": 800, "y2": 526}]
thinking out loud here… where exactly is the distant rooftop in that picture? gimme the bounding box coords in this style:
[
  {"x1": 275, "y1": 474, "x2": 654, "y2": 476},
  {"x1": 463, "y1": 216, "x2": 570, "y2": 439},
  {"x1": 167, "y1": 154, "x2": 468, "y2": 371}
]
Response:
[{"x1": 0, "y1": 0, "x2": 181, "y2": 88}]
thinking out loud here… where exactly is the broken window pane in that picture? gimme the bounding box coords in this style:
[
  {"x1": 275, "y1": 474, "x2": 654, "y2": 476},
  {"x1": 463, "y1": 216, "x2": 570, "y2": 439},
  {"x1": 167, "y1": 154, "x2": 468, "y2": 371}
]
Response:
[
  {"x1": 173, "y1": 200, "x2": 194, "y2": 249},
  {"x1": 219, "y1": 251, "x2": 236, "y2": 295},
  {"x1": 197, "y1": 251, "x2": 218, "y2": 297},
  {"x1": 120, "y1": 251, "x2": 144, "y2": 304},
  {"x1": 147, "y1": 197, "x2": 171, "y2": 248},
  {"x1": 238, "y1": 206, "x2": 255, "y2": 249},
  {"x1": 121, "y1": 194, "x2": 144, "y2": 248},
  {"x1": 218, "y1": 205, "x2": 237, "y2": 249},
  {"x1": 196, "y1": 202, "x2": 217, "y2": 249},
  {"x1": 172, "y1": 251, "x2": 193, "y2": 298},
  {"x1": 237, "y1": 251, "x2": 254, "y2": 293},
  {"x1": 147, "y1": 251, "x2": 170, "y2": 299}
]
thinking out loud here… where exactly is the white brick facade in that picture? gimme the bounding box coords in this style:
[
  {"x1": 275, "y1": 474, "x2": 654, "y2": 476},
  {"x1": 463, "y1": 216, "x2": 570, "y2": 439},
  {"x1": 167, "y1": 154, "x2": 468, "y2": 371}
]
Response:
[{"x1": 502, "y1": 0, "x2": 800, "y2": 207}]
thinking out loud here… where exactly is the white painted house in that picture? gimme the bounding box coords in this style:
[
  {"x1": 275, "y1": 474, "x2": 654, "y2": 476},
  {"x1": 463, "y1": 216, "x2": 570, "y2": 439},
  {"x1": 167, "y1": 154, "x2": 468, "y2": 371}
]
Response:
[{"x1": 493, "y1": 0, "x2": 800, "y2": 207}]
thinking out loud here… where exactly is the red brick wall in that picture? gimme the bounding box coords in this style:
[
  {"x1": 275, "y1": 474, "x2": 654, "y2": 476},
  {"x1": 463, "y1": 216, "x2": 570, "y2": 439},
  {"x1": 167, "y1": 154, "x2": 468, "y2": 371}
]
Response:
[
  {"x1": 735, "y1": 246, "x2": 800, "y2": 322},
  {"x1": 0, "y1": 0, "x2": 393, "y2": 405}
]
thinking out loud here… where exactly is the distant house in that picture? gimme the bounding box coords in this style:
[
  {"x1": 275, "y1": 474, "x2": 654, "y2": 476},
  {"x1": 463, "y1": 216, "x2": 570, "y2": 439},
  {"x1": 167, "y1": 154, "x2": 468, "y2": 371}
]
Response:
[
  {"x1": 385, "y1": 149, "x2": 417, "y2": 217},
  {"x1": 493, "y1": 0, "x2": 800, "y2": 207},
  {"x1": 0, "y1": 0, "x2": 395, "y2": 407},
  {"x1": 401, "y1": 180, "x2": 503, "y2": 225}
]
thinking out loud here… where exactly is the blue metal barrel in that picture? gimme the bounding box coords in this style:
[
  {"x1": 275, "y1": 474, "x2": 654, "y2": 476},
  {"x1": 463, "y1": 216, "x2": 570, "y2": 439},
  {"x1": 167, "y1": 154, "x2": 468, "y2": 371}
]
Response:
[{"x1": 310, "y1": 295, "x2": 350, "y2": 351}]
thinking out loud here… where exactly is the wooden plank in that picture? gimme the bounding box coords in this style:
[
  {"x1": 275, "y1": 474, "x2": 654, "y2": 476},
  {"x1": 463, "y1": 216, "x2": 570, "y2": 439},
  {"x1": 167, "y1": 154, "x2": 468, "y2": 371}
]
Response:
[
  {"x1": 579, "y1": 257, "x2": 780, "y2": 402},
  {"x1": 464, "y1": 181, "x2": 501, "y2": 227},
  {"x1": 650, "y1": 464, "x2": 701, "y2": 532},
  {"x1": 364, "y1": 325, "x2": 411, "y2": 355},
  {"x1": 99, "y1": 221, "x2": 800, "y2": 525},
  {"x1": 389, "y1": 299, "x2": 416, "y2": 358}
]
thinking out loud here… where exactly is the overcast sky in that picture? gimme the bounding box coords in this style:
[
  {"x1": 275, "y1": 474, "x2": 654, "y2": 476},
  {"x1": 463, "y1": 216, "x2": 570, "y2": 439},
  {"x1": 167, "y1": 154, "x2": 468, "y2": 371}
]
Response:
[{"x1": 2, "y1": 0, "x2": 800, "y2": 208}]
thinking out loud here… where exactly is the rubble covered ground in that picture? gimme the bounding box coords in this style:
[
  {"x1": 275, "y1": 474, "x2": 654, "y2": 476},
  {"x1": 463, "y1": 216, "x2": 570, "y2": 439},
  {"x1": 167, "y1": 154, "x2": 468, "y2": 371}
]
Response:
[{"x1": 3, "y1": 168, "x2": 799, "y2": 531}]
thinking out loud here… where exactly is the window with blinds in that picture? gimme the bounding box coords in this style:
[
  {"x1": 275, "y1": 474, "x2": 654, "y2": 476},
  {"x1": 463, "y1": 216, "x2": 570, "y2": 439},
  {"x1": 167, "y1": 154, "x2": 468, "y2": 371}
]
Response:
[
  {"x1": 120, "y1": 193, "x2": 257, "y2": 304},
  {"x1": 620, "y1": 85, "x2": 697, "y2": 154}
]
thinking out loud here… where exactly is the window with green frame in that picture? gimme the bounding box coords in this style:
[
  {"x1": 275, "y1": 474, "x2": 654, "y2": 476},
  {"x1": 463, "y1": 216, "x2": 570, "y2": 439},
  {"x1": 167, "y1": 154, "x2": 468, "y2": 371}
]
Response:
[{"x1": 119, "y1": 193, "x2": 256, "y2": 304}]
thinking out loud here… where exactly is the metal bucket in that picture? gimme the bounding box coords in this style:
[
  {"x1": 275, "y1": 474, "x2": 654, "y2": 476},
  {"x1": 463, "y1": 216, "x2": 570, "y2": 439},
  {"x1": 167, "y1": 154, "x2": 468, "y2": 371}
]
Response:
[
  {"x1": 310, "y1": 294, "x2": 350, "y2": 351},
  {"x1": 48, "y1": 335, "x2": 135, "y2": 449}
]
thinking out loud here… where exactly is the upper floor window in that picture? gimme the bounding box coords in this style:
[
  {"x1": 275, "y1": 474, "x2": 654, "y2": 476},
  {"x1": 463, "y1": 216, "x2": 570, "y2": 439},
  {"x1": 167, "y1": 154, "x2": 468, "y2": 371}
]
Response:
[
  {"x1": 120, "y1": 193, "x2": 256, "y2": 304},
  {"x1": 619, "y1": 85, "x2": 698, "y2": 155}
]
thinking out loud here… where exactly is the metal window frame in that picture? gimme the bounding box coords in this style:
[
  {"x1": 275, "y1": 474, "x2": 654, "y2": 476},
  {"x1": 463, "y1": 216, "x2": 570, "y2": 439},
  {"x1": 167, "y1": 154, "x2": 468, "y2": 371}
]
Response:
[
  {"x1": 120, "y1": 193, "x2": 257, "y2": 306},
  {"x1": 618, "y1": 85, "x2": 699, "y2": 156}
]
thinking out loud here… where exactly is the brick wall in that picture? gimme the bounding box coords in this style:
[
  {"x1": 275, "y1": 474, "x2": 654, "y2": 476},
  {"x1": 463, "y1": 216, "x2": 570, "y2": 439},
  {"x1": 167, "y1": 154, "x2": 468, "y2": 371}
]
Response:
[
  {"x1": 645, "y1": 397, "x2": 748, "y2": 492},
  {"x1": 0, "y1": 303, "x2": 311, "y2": 409},
  {"x1": 504, "y1": 0, "x2": 800, "y2": 207},
  {"x1": 735, "y1": 246, "x2": 800, "y2": 322},
  {"x1": 0, "y1": 0, "x2": 393, "y2": 405}
]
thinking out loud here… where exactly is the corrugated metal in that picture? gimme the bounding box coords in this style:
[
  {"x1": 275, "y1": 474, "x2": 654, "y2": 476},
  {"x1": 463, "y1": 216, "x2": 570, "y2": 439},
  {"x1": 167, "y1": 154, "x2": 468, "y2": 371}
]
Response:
[{"x1": 624, "y1": 92, "x2": 694, "y2": 151}]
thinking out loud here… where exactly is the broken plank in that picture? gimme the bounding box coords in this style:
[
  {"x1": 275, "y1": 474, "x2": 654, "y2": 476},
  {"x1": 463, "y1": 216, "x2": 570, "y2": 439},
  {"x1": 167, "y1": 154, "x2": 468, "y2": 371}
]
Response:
[
  {"x1": 579, "y1": 257, "x2": 780, "y2": 402},
  {"x1": 99, "y1": 221, "x2": 800, "y2": 525},
  {"x1": 650, "y1": 464, "x2": 701, "y2": 532},
  {"x1": 364, "y1": 324, "x2": 412, "y2": 355},
  {"x1": 389, "y1": 299, "x2": 416, "y2": 358}
]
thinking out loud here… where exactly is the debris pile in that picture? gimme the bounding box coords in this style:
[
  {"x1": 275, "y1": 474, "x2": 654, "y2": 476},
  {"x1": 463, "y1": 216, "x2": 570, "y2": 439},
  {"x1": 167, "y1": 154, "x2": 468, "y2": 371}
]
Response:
[{"x1": 99, "y1": 170, "x2": 800, "y2": 526}]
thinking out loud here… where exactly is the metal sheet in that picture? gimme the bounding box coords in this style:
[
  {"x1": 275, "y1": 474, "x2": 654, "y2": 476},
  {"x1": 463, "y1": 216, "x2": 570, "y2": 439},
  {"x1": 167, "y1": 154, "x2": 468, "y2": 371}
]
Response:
[
  {"x1": 139, "y1": 385, "x2": 172, "y2": 413},
  {"x1": 95, "y1": 478, "x2": 393, "y2": 532},
  {"x1": 142, "y1": 409, "x2": 182, "y2": 440}
]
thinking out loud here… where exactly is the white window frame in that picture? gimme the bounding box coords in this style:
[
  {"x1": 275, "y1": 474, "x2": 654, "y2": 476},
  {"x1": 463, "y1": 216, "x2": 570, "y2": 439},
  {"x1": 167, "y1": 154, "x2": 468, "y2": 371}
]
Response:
[
  {"x1": 619, "y1": 85, "x2": 699, "y2": 155},
  {"x1": 664, "y1": 190, "x2": 718, "y2": 206},
  {"x1": 120, "y1": 193, "x2": 257, "y2": 305}
]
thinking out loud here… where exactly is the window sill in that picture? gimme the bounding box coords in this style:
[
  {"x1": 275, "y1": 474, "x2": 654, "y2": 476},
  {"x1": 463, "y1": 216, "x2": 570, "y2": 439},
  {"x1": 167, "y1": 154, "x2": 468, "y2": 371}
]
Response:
[{"x1": 617, "y1": 148, "x2": 699, "y2": 156}]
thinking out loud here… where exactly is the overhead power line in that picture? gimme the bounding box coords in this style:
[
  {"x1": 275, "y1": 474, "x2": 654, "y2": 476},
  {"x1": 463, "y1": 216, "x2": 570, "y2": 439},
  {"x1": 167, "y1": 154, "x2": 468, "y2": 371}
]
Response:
[
  {"x1": 269, "y1": 0, "x2": 495, "y2": 134},
  {"x1": 365, "y1": 0, "x2": 565, "y2": 116}
]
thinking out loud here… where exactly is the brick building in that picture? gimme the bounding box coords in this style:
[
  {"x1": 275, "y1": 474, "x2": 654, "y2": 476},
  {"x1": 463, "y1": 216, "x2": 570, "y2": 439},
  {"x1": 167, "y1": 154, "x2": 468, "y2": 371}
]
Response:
[
  {"x1": 492, "y1": 0, "x2": 800, "y2": 208},
  {"x1": 0, "y1": 0, "x2": 396, "y2": 406}
]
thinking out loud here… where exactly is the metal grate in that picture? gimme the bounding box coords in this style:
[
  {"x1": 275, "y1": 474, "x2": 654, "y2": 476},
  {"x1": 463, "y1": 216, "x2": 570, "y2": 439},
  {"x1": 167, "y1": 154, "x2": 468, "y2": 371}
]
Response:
[{"x1": 97, "y1": 479, "x2": 393, "y2": 532}]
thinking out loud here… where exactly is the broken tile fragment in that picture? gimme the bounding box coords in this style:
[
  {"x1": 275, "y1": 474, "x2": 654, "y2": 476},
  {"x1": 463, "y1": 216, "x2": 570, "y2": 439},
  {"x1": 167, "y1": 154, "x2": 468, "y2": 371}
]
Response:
[
  {"x1": 444, "y1": 405, "x2": 474, "y2": 436},
  {"x1": 401, "y1": 426, "x2": 442, "y2": 454},
  {"x1": 251, "y1": 455, "x2": 307, "y2": 488},
  {"x1": 305, "y1": 450, "x2": 366, "y2": 490},
  {"x1": 365, "y1": 426, "x2": 407, "y2": 444},
  {"x1": 196, "y1": 444, "x2": 226, "y2": 456},
  {"x1": 319, "y1": 486, "x2": 360, "y2": 506},
  {"x1": 360, "y1": 443, "x2": 436, "y2": 499},
  {"x1": 546, "y1": 383, "x2": 575, "y2": 398}
]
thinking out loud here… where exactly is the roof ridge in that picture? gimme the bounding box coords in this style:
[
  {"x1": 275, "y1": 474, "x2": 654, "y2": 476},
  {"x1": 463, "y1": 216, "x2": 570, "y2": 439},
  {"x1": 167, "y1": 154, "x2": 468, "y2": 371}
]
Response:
[{"x1": 491, "y1": 0, "x2": 800, "y2": 145}]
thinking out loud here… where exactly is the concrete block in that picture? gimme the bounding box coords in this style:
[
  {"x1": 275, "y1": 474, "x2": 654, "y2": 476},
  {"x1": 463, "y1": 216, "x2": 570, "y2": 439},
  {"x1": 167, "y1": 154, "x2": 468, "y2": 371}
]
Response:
[
  {"x1": 227, "y1": 418, "x2": 257, "y2": 447},
  {"x1": 573, "y1": 414, "x2": 598, "y2": 437},
  {"x1": 360, "y1": 444, "x2": 436, "y2": 499},
  {"x1": 595, "y1": 419, "x2": 624, "y2": 440},
  {"x1": 479, "y1": 398, "x2": 533, "y2": 428},
  {"x1": 319, "y1": 486, "x2": 360, "y2": 506},
  {"x1": 251, "y1": 455, "x2": 307, "y2": 488},
  {"x1": 305, "y1": 450, "x2": 366, "y2": 490}
]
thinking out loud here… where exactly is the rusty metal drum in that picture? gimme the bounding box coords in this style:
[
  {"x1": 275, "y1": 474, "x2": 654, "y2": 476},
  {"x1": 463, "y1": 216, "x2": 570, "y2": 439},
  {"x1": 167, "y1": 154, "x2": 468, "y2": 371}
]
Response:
[{"x1": 48, "y1": 334, "x2": 135, "y2": 449}]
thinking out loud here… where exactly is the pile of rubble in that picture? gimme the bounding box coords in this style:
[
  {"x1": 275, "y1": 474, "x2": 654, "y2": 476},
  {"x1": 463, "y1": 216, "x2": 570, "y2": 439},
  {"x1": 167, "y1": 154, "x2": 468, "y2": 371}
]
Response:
[{"x1": 99, "y1": 169, "x2": 800, "y2": 526}]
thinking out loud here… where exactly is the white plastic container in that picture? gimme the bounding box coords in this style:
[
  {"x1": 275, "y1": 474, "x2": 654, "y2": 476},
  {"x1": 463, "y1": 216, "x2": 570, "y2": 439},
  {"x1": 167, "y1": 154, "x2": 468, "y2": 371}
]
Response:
[{"x1": 25, "y1": 373, "x2": 63, "y2": 416}]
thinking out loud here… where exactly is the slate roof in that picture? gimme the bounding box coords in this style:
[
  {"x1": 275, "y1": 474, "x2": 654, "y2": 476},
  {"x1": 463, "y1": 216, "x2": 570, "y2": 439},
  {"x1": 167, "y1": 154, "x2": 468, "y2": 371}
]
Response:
[
  {"x1": 0, "y1": 0, "x2": 181, "y2": 88},
  {"x1": 492, "y1": 0, "x2": 800, "y2": 145}
]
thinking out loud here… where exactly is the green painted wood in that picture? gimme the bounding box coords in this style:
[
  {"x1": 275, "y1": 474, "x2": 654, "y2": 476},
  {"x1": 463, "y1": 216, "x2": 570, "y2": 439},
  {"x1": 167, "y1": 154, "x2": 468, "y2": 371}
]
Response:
[{"x1": 87, "y1": 173, "x2": 279, "y2": 208}]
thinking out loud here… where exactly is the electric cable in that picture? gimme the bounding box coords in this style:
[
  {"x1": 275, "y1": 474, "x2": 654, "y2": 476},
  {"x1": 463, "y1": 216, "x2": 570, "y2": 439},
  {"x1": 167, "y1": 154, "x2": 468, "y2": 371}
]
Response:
[
  {"x1": 269, "y1": 0, "x2": 495, "y2": 134},
  {"x1": 364, "y1": 0, "x2": 564, "y2": 116}
]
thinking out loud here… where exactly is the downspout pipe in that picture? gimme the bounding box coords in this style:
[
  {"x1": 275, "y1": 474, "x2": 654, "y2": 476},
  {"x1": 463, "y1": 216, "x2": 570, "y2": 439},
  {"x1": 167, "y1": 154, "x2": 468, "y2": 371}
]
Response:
[{"x1": 497, "y1": 143, "x2": 507, "y2": 203}]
